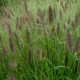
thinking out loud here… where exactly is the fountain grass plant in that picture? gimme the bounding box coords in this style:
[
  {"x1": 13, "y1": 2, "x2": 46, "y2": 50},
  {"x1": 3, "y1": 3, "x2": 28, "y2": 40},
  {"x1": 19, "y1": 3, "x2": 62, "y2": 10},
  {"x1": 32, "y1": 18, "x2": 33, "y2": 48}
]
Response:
[{"x1": 0, "y1": 0, "x2": 80, "y2": 80}]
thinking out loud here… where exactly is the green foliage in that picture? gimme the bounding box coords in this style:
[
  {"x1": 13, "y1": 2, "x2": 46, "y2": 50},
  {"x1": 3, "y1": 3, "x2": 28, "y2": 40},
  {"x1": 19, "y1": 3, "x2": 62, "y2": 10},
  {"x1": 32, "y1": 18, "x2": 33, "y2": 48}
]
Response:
[
  {"x1": 0, "y1": 0, "x2": 80, "y2": 80},
  {"x1": 0, "y1": 0, "x2": 8, "y2": 7}
]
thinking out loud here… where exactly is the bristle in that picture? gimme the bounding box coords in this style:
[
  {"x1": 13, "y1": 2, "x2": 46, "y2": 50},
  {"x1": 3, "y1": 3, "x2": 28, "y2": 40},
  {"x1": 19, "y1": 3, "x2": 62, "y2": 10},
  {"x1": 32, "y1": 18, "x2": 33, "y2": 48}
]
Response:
[
  {"x1": 37, "y1": 8, "x2": 42, "y2": 18},
  {"x1": 47, "y1": 6, "x2": 53, "y2": 25},
  {"x1": 36, "y1": 47, "x2": 40, "y2": 59},
  {"x1": 53, "y1": 6, "x2": 56, "y2": 20},
  {"x1": 18, "y1": 14, "x2": 27, "y2": 29},
  {"x1": 2, "y1": 44, "x2": 7, "y2": 57},
  {"x1": 37, "y1": 8, "x2": 42, "y2": 25},
  {"x1": 14, "y1": 33, "x2": 20, "y2": 50},
  {"x1": 72, "y1": 21, "x2": 75, "y2": 31},
  {"x1": 0, "y1": 36, "x2": 7, "y2": 57},
  {"x1": 23, "y1": 14, "x2": 26, "y2": 24},
  {"x1": 64, "y1": 24, "x2": 66, "y2": 31},
  {"x1": 66, "y1": 30, "x2": 72, "y2": 50},
  {"x1": 2, "y1": 19, "x2": 13, "y2": 37},
  {"x1": 24, "y1": 0, "x2": 27, "y2": 13},
  {"x1": 7, "y1": 7, "x2": 14, "y2": 16},
  {"x1": 65, "y1": 0, "x2": 68, "y2": 9},
  {"x1": 57, "y1": 22, "x2": 60, "y2": 36},
  {"x1": 16, "y1": 17, "x2": 19, "y2": 29},
  {"x1": 60, "y1": 1, "x2": 65, "y2": 12},
  {"x1": 26, "y1": 28, "x2": 32, "y2": 65},
  {"x1": 2, "y1": 19, "x2": 8, "y2": 30},
  {"x1": 74, "y1": 37, "x2": 80, "y2": 53},
  {"x1": 19, "y1": 16, "x2": 23, "y2": 30},
  {"x1": 60, "y1": 9, "x2": 62, "y2": 20},
  {"x1": 19, "y1": 14, "x2": 26, "y2": 30},
  {"x1": 46, "y1": 27, "x2": 49, "y2": 33},
  {"x1": 26, "y1": 29, "x2": 30, "y2": 44},
  {"x1": 42, "y1": 10, "x2": 46, "y2": 22},
  {"x1": 53, "y1": 26, "x2": 55, "y2": 32},
  {"x1": 36, "y1": 47, "x2": 40, "y2": 54},
  {"x1": 9, "y1": 37, "x2": 14, "y2": 53},
  {"x1": 72, "y1": 12, "x2": 80, "y2": 31},
  {"x1": 1, "y1": 8, "x2": 10, "y2": 18},
  {"x1": 51, "y1": 25, "x2": 55, "y2": 36},
  {"x1": 25, "y1": 12, "x2": 33, "y2": 28},
  {"x1": 67, "y1": 18, "x2": 70, "y2": 24},
  {"x1": 37, "y1": 8, "x2": 45, "y2": 23},
  {"x1": 75, "y1": 12, "x2": 80, "y2": 26}
]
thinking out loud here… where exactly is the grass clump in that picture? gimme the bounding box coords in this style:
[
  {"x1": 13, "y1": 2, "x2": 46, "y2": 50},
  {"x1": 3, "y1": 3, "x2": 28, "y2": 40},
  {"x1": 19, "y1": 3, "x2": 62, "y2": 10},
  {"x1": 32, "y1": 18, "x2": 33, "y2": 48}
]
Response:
[{"x1": 0, "y1": 0, "x2": 80, "y2": 80}]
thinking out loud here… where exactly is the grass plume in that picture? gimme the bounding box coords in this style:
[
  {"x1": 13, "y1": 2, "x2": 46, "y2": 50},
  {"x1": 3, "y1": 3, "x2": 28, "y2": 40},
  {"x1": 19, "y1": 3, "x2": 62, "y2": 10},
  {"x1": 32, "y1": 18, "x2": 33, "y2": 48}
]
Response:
[
  {"x1": 74, "y1": 37, "x2": 80, "y2": 54},
  {"x1": 9, "y1": 37, "x2": 14, "y2": 53},
  {"x1": 47, "y1": 6, "x2": 53, "y2": 25},
  {"x1": 66, "y1": 30, "x2": 72, "y2": 50}
]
